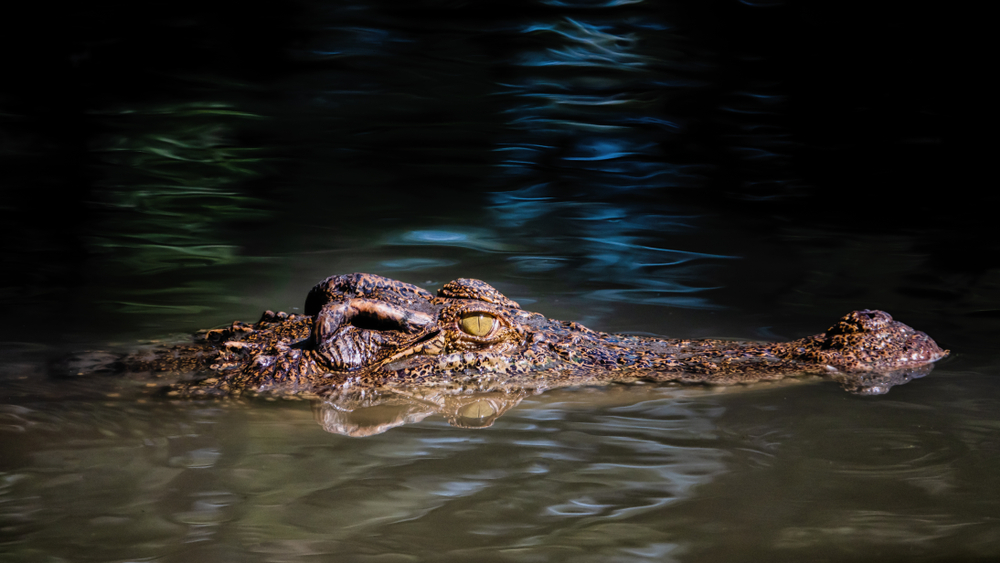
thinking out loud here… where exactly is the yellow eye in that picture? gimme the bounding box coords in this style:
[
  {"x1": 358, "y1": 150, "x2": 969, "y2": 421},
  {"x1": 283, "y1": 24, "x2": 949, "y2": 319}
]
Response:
[{"x1": 459, "y1": 313, "x2": 496, "y2": 337}]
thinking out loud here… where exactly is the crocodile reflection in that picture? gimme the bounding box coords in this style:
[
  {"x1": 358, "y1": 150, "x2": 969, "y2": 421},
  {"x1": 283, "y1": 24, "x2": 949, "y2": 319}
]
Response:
[{"x1": 114, "y1": 273, "x2": 947, "y2": 436}]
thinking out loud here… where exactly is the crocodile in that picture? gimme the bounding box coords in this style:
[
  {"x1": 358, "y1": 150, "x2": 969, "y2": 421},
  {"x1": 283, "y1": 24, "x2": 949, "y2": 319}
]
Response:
[{"x1": 111, "y1": 273, "x2": 947, "y2": 417}]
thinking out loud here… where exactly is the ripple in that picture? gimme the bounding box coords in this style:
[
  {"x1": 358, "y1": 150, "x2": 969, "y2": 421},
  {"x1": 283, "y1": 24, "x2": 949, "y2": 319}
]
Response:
[
  {"x1": 546, "y1": 496, "x2": 612, "y2": 517},
  {"x1": 168, "y1": 447, "x2": 221, "y2": 469},
  {"x1": 817, "y1": 427, "x2": 965, "y2": 474},
  {"x1": 390, "y1": 228, "x2": 514, "y2": 252},
  {"x1": 378, "y1": 258, "x2": 457, "y2": 271},
  {"x1": 508, "y1": 255, "x2": 567, "y2": 273},
  {"x1": 775, "y1": 510, "x2": 982, "y2": 550}
]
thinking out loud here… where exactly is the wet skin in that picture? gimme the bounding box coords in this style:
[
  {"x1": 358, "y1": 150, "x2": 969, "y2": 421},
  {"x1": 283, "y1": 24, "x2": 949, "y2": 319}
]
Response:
[{"x1": 115, "y1": 273, "x2": 949, "y2": 402}]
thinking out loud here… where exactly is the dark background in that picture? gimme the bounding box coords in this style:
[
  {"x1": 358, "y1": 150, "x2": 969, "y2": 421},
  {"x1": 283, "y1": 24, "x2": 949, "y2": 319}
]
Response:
[{"x1": 0, "y1": 0, "x2": 974, "y2": 349}]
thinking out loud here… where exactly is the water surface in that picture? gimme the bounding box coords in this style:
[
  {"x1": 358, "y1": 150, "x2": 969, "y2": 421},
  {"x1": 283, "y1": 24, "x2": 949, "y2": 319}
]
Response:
[{"x1": 1, "y1": 1, "x2": 990, "y2": 561}]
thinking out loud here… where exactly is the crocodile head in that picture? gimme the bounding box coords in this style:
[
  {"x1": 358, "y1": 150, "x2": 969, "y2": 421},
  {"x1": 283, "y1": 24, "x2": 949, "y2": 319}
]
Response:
[
  {"x1": 304, "y1": 274, "x2": 552, "y2": 384},
  {"x1": 300, "y1": 274, "x2": 948, "y2": 392}
]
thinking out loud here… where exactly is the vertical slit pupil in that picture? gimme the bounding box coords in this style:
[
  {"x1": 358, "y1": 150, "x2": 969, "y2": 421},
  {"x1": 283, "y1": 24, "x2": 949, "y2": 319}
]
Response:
[{"x1": 461, "y1": 313, "x2": 494, "y2": 336}]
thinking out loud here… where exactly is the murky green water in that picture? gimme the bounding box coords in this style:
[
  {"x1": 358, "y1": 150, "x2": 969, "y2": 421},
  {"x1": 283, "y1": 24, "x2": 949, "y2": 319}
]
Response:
[
  {"x1": 2, "y1": 1, "x2": 992, "y2": 561},
  {"x1": 4, "y1": 372, "x2": 999, "y2": 562}
]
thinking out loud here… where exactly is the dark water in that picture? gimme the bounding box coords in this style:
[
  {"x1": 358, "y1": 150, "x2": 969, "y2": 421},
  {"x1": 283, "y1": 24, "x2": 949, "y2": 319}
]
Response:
[{"x1": 2, "y1": 1, "x2": 994, "y2": 561}]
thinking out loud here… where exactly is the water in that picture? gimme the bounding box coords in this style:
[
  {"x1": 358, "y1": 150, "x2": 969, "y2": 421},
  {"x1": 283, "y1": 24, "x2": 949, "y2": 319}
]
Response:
[{"x1": 2, "y1": 1, "x2": 992, "y2": 561}]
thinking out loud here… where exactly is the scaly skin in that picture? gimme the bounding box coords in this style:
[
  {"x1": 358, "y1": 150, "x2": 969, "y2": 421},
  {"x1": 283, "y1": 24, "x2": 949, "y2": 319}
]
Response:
[{"x1": 115, "y1": 273, "x2": 948, "y2": 399}]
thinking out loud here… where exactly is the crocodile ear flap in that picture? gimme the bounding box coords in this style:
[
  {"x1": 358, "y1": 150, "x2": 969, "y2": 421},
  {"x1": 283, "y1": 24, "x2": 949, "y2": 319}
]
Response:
[
  {"x1": 305, "y1": 273, "x2": 436, "y2": 316},
  {"x1": 438, "y1": 278, "x2": 520, "y2": 309}
]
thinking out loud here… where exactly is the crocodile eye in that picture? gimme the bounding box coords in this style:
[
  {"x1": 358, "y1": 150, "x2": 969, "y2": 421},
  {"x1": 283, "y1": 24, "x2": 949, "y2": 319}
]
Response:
[{"x1": 459, "y1": 313, "x2": 496, "y2": 337}]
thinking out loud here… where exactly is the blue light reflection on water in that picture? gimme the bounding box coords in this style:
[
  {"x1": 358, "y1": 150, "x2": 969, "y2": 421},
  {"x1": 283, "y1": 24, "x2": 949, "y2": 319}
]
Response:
[
  {"x1": 484, "y1": 8, "x2": 730, "y2": 310},
  {"x1": 394, "y1": 229, "x2": 515, "y2": 252}
]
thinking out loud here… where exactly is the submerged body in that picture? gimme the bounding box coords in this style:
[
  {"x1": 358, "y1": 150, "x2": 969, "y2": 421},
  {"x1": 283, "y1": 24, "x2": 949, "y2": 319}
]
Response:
[{"x1": 118, "y1": 273, "x2": 948, "y2": 403}]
